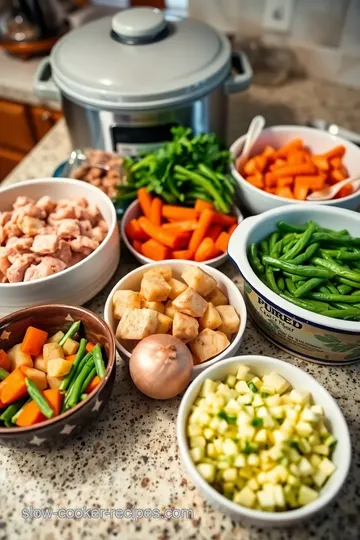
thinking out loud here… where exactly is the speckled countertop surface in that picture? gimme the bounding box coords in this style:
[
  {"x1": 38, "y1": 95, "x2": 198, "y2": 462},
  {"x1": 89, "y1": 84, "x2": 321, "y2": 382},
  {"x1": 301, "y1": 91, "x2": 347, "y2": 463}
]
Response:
[{"x1": 1, "y1": 79, "x2": 360, "y2": 540}]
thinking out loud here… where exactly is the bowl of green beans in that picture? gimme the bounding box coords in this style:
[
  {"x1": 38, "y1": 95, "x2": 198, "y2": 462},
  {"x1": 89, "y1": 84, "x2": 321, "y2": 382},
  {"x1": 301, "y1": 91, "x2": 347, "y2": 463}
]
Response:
[{"x1": 228, "y1": 204, "x2": 360, "y2": 364}]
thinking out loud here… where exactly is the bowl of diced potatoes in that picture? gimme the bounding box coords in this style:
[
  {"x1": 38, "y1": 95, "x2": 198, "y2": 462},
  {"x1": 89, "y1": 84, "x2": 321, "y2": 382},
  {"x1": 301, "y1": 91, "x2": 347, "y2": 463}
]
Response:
[
  {"x1": 177, "y1": 355, "x2": 351, "y2": 526},
  {"x1": 104, "y1": 261, "x2": 247, "y2": 377}
]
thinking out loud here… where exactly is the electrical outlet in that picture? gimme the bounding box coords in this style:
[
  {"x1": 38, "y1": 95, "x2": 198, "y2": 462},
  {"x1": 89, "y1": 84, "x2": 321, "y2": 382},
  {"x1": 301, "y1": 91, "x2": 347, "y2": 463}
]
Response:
[{"x1": 263, "y1": 0, "x2": 295, "y2": 33}]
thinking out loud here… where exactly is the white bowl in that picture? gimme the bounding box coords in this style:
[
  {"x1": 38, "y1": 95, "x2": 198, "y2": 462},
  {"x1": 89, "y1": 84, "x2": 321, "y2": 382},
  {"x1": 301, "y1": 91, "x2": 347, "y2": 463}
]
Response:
[
  {"x1": 228, "y1": 204, "x2": 360, "y2": 364},
  {"x1": 104, "y1": 259, "x2": 247, "y2": 377},
  {"x1": 121, "y1": 200, "x2": 243, "y2": 268},
  {"x1": 230, "y1": 125, "x2": 360, "y2": 214},
  {"x1": 0, "y1": 178, "x2": 120, "y2": 317},
  {"x1": 177, "y1": 355, "x2": 351, "y2": 526}
]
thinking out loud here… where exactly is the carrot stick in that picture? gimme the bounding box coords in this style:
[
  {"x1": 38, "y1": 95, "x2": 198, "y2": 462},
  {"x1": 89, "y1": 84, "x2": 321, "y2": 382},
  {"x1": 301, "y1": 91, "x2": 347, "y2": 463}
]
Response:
[
  {"x1": 271, "y1": 163, "x2": 316, "y2": 179},
  {"x1": 270, "y1": 158, "x2": 286, "y2": 170},
  {"x1": 16, "y1": 400, "x2": 45, "y2": 427},
  {"x1": 85, "y1": 375, "x2": 101, "y2": 394},
  {"x1": 207, "y1": 224, "x2": 222, "y2": 242},
  {"x1": 137, "y1": 188, "x2": 152, "y2": 220},
  {"x1": 311, "y1": 155, "x2": 329, "y2": 171},
  {"x1": 162, "y1": 220, "x2": 198, "y2": 232},
  {"x1": 254, "y1": 155, "x2": 267, "y2": 173},
  {"x1": 150, "y1": 197, "x2": 163, "y2": 226},
  {"x1": 162, "y1": 206, "x2": 199, "y2": 221},
  {"x1": 0, "y1": 368, "x2": 27, "y2": 405},
  {"x1": 246, "y1": 175, "x2": 264, "y2": 189},
  {"x1": 194, "y1": 199, "x2": 214, "y2": 212},
  {"x1": 132, "y1": 240, "x2": 143, "y2": 253},
  {"x1": 287, "y1": 151, "x2": 306, "y2": 166},
  {"x1": 262, "y1": 145, "x2": 276, "y2": 159},
  {"x1": 125, "y1": 219, "x2": 149, "y2": 241},
  {"x1": 43, "y1": 389, "x2": 63, "y2": 416},
  {"x1": 323, "y1": 145, "x2": 345, "y2": 160},
  {"x1": 277, "y1": 176, "x2": 293, "y2": 187},
  {"x1": 188, "y1": 209, "x2": 214, "y2": 256},
  {"x1": 265, "y1": 173, "x2": 277, "y2": 187},
  {"x1": 141, "y1": 239, "x2": 170, "y2": 260},
  {"x1": 21, "y1": 326, "x2": 48, "y2": 357},
  {"x1": 138, "y1": 217, "x2": 183, "y2": 249},
  {"x1": 336, "y1": 185, "x2": 353, "y2": 199},
  {"x1": 295, "y1": 175, "x2": 326, "y2": 190},
  {"x1": 215, "y1": 231, "x2": 230, "y2": 254},
  {"x1": 195, "y1": 237, "x2": 218, "y2": 262},
  {"x1": 242, "y1": 157, "x2": 258, "y2": 176},
  {"x1": 294, "y1": 178, "x2": 309, "y2": 200},
  {"x1": 228, "y1": 224, "x2": 237, "y2": 236},
  {"x1": 213, "y1": 212, "x2": 237, "y2": 226},
  {"x1": 276, "y1": 139, "x2": 303, "y2": 157},
  {"x1": 330, "y1": 169, "x2": 347, "y2": 183},
  {"x1": 275, "y1": 186, "x2": 294, "y2": 199},
  {"x1": 329, "y1": 157, "x2": 342, "y2": 169},
  {"x1": 172, "y1": 249, "x2": 192, "y2": 260},
  {"x1": 0, "y1": 350, "x2": 10, "y2": 372}
]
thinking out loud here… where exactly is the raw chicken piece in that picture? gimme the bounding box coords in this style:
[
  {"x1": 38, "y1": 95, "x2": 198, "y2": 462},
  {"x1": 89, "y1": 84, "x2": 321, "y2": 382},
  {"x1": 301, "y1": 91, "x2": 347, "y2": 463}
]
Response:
[
  {"x1": 77, "y1": 197, "x2": 88, "y2": 208},
  {"x1": 97, "y1": 219, "x2": 108, "y2": 232},
  {"x1": 12, "y1": 203, "x2": 46, "y2": 223},
  {"x1": 17, "y1": 216, "x2": 45, "y2": 236},
  {"x1": 31, "y1": 234, "x2": 59, "y2": 255},
  {"x1": 0, "y1": 225, "x2": 5, "y2": 245},
  {"x1": 48, "y1": 206, "x2": 75, "y2": 221},
  {"x1": 13, "y1": 196, "x2": 34, "y2": 208},
  {"x1": 6, "y1": 236, "x2": 33, "y2": 257},
  {"x1": 38, "y1": 226, "x2": 57, "y2": 235},
  {"x1": 69, "y1": 252, "x2": 86, "y2": 266},
  {"x1": 70, "y1": 236, "x2": 99, "y2": 255},
  {"x1": 23, "y1": 257, "x2": 66, "y2": 282},
  {"x1": 0, "y1": 212, "x2": 11, "y2": 226},
  {"x1": 53, "y1": 240, "x2": 72, "y2": 264},
  {"x1": 42, "y1": 256, "x2": 67, "y2": 273},
  {"x1": 36, "y1": 196, "x2": 56, "y2": 214},
  {"x1": 3, "y1": 221, "x2": 22, "y2": 238},
  {"x1": 6, "y1": 254, "x2": 37, "y2": 283},
  {"x1": 74, "y1": 205, "x2": 99, "y2": 225},
  {"x1": 91, "y1": 226, "x2": 107, "y2": 243},
  {"x1": 0, "y1": 247, "x2": 10, "y2": 275},
  {"x1": 57, "y1": 219, "x2": 81, "y2": 239},
  {"x1": 79, "y1": 220, "x2": 92, "y2": 237}
]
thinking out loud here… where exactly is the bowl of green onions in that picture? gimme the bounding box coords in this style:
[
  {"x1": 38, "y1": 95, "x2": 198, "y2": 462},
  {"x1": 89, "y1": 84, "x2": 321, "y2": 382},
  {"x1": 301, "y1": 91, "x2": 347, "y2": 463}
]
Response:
[{"x1": 228, "y1": 204, "x2": 360, "y2": 364}]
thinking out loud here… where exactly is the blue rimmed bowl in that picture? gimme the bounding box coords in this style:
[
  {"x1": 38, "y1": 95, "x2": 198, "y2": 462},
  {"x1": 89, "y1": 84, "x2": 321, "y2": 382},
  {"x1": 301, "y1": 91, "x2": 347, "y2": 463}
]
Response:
[{"x1": 228, "y1": 204, "x2": 360, "y2": 365}]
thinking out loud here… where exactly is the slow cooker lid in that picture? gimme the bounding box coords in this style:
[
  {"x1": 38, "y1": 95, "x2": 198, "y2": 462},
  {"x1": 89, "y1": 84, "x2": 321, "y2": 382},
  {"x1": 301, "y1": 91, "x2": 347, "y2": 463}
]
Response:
[{"x1": 51, "y1": 7, "x2": 231, "y2": 109}]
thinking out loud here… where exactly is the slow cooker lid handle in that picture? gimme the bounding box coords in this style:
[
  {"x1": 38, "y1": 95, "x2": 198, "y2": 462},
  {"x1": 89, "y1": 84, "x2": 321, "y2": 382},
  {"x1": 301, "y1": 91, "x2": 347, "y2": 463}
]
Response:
[{"x1": 111, "y1": 7, "x2": 169, "y2": 45}]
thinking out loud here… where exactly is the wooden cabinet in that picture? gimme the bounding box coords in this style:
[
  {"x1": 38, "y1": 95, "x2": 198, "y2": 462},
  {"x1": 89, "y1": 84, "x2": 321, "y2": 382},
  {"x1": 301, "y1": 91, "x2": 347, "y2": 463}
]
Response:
[
  {"x1": 0, "y1": 147, "x2": 25, "y2": 180},
  {"x1": 30, "y1": 107, "x2": 62, "y2": 141}
]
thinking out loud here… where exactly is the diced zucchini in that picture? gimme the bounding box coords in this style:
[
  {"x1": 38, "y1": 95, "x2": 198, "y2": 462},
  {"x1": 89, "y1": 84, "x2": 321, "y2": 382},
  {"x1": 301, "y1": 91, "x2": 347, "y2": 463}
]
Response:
[
  {"x1": 234, "y1": 486, "x2": 256, "y2": 508},
  {"x1": 298, "y1": 485, "x2": 318, "y2": 506},
  {"x1": 197, "y1": 463, "x2": 216, "y2": 483}
]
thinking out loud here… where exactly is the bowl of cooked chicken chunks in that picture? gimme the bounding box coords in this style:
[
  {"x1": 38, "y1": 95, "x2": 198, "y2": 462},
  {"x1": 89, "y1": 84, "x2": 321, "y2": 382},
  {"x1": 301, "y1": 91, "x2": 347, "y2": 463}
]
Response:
[{"x1": 0, "y1": 178, "x2": 120, "y2": 316}]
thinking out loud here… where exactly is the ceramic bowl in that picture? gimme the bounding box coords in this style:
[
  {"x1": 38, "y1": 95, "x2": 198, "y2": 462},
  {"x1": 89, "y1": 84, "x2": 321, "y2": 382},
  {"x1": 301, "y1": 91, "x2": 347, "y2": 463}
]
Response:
[
  {"x1": 228, "y1": 204, "x2": 360, "y2": 364},
  {"x1": 0, "y1": 304, "x2": 116, "y2": 448},
  {"x1": 104, "y1": 260, "x2": 247, "y2": 377},
  {"x1": 230, "y1": 125, "x2": 360, "y2": 214},
  {"x1": 177, "y1": 355, "x2": 351, "y2": 527},
  {"x1": 121, "y1": 200, "x2": 243, "y2": 268},
  {"x1": 0, "y1": 178, "x2": 120, "y2": 317}
]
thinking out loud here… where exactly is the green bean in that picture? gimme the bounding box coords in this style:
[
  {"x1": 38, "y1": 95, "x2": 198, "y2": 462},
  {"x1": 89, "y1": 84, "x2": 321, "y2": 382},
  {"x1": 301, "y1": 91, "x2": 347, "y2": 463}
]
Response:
[
  {"x1": 337, "y1": 284, "x2": 353, "y2": 295},
  {"x1": 294, "y1": 278, "x2": 326, "y2": 298},
  {"x1": 296, "y1": 280, "x2": 306, "y2": 287},
  {"x1": 265, "y1": 266, "x2": 280, "y2": 294},
  {"x1": 308, "y1": 293, "x2": 360, "y2": 303},
  {"x1": 269, "y1": 232, "x2": 280, "y2": 256},
  {"x1": 260, "y1": 239, "x2": 269, "y2": 256},
  {"x1": 283, "y1": 272, "x2": 307, "y2": 283},
  {"x1": 66, "y1": 359, "x2": 95, "y2": 409},
  {"x1": 321, "y1": 249, "x2": 360, "y2": 260},
  {"x1": 277, "y1": 222, "x2": 308, "y2": 234},
  {"x1": 62, "y1": 352, "x2": 93, "y2": 410},
  {"x1": 280, "y1": 292, "x2": 330, "y2": 312},
  {"x1": 336, "y1": 276, "x2": 360, "y2": 289},
  {"x1": 58, "y1": 321, "x2": 81, "y2": 347},
  {"x1": 59, "y1": 338, "x2": 87, "y2": 391},
  {"x1": 0, "y1": 367, "x2": 9, "y2": 381},
  {"x1": 249, "y1": 244, "x2": 264, "y2": 274},
  {"x1": 351, "y1": 261, "x2": 360, "y2": 270},
  {"x1": 80, "y1": 367, "x2": 97, "y2": 395},
  {"x1": 288, "y1": 243, "x2": 320, "y2": 265},
  {"x1": 11, "y1": 398, "x2": 31, "y2": 424},
  {"x1": 325, "y1": 281, "x2": 339, "y2": 294},
  {"x1": 80, "y1": 393, "x2": 88, "y2": 401},
  {"x1": 283, "y1": 222, "x2": 316, "y2": 261},
  {"x1": 282, "y1": 238, "x2": 298, "y2": 254},
  {"x1": 4, "y1": 421, "x2": 13, "y2": 428},
  {"x1": 319, "y1": 307, "x2": 360, "y2": 319},
  {"x1": 312, "y1": 233, "x2": 360, "y2": 246},
  {"x1": 0, "y1": 398, "x2": 27, "y2": 423},
  {"x1": 263, "y1": 256, "x2": 334, "y2": 278},
  {"x1": 285, "y1": 278, "x2": 296, "y2": 295},
  {"x1": 93, "y1": 344, "x2": 106, "y2": 379},
  {"x1": 312, "y1": 257, "x2": 360, "y2": 283},
  {"x1": 277, "y1": 277, "x2": 285, "y2": 291},
  {"x1": 25, "y1": 378, "x2": 54, "y2": 419}
]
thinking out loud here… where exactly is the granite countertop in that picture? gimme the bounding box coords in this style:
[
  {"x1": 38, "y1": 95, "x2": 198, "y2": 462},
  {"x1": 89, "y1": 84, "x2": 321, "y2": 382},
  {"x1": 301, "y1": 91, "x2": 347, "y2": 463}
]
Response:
[{"x1": 1, "y1": 79, "x2": 360, "y2": 540}]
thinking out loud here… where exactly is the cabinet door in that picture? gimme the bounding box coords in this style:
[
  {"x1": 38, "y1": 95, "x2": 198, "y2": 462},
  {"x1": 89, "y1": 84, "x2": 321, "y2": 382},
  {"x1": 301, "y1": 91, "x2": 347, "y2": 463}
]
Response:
[
  {"x1": 0, "y1": 100, "x2": 35, "y2": 153},
  {"x1": 30, "y1": 107, "x2": 62, "y2": 142},
  {"x1": 0, "y1": 146, "x2": 25, "y2": 181}
]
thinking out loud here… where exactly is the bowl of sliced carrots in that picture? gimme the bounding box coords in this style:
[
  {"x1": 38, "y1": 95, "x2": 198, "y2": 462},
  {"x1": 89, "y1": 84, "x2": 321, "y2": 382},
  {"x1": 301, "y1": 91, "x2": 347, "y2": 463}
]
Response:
[
  {"x1": 121, "y1": 189, "x2": 243, "y2": 268},
  {"x1": 230, "y1": 125, "x2": 360, "y2": 215}
]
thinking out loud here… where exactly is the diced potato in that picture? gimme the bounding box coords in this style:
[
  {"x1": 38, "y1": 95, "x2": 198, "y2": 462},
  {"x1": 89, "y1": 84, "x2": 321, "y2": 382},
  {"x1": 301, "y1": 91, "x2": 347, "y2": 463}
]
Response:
[
  {"x1": 7, "y1": 344, "x2": 33, "y2": 371},
  {"x1": 113, "y1": 290, "x2": 143, "y2": 319},
  {"x1": 141, "y1": 300, "x2": 165, "y2": 314},
  {"x1": 155, "y1": 313, "x2": 173, "y2": 334},
  {"x1": 43, "y1": 342, "x2": 64, "y2": 363},
  {"x1": 145, "y1": 266, "x2": 172, "y2": 281},
  {"x1": 172, "y1": 287, "x2": 208, "y2": 317},
  {"x1": 116, "y1": 308, "x2": 158, "y2": 340},
  {"x1": 216, "y1": 305, "x2": 240, "y2": 334},
  {"x1": 199, "y1": 302, "x2": 222, "y2": 330},
  {"x1": 140, "y1": 273, "x2": 171, "y2": 302},
  {"x1": 168, "y1": 278, "x2": 187, "y2": 300},
  {"x1": 189, "y1": 329, "x2": 230, "y2": 363},
  {"x1": 47, "y1": 330, "x2": 64, "y2": 344},
  {"x1": 62, "y1": 338, "x2": 79, "y2": 356},
  {"x1": 47, "y1": 358, "x2": 73, "y2": 377},
  {"x1": 172, "y1": 312, "x2": 199, "y2": 343},
  {"x1": 262, "y1": 372, "x2": 290, "y2": 394},
  {"x1": 47, "y1": 375, "x2": 63, "y2": 389},
  {"x1": 205, "y1": 286, "x2": 228, "y2": 307},
  {"x1": 181, "y1": 266, "x2": 217, "y2": 298},
  {"x1": 21, "y1": 367, "x2": 47, "y2": 390},
  {"x1": 34, "y1": 354, "x2": 47, "y2": 373},
  {"x1": 164, "y1": 300, "x2": 177, "y2": 319}
]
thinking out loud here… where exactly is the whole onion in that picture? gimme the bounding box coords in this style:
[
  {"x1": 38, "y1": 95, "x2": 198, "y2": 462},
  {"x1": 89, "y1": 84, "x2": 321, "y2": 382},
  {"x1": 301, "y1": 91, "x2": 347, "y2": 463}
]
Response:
[{"x1": 129, "y1": 334, "x2": 193, "y2": 399}]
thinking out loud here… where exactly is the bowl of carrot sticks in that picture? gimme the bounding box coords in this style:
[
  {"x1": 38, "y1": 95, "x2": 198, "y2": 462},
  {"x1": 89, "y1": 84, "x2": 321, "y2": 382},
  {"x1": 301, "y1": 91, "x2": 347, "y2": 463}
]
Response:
[
  {"x1": 121, "y1": 189, "x2": 243, "y2": 268},
  {"x1": 230, "y1": 125, "x2": 360, "y2": 215},
  {"x1": 0, "y1": 304, "x2": 115, "y2": 448}
]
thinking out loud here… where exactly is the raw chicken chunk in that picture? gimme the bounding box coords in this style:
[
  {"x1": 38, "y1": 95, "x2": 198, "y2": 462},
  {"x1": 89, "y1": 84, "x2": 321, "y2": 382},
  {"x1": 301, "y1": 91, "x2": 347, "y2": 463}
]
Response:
[
  {"x1": 7, "y1": 254, "x2": 37, "y2": 283},
  {"x1": 70, "y1": 236, "x2": 99, "y2": 255},
  {"x1": 31, "y1": 235, "x2": 59, "y2": 255},
  {"x1": 57, "y1": 219, "x2": 81, "y2": 239}
]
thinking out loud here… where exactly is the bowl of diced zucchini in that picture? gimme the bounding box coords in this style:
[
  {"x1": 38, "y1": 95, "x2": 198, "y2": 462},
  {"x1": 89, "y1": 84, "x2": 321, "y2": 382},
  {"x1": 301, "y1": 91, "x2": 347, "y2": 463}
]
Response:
[{"x1": 177, "y1": 355, "x2": 351, "y2": 526}]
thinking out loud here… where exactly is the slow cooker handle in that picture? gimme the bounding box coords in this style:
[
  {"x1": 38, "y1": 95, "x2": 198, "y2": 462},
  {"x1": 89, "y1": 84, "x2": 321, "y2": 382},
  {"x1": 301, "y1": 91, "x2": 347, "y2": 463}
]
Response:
[
  {"x1": 224, "y1": 51, "x2": 253, "y2": 94},
  {"x1": 33, "y1": 57, "x2": 61, "y2": 102}
]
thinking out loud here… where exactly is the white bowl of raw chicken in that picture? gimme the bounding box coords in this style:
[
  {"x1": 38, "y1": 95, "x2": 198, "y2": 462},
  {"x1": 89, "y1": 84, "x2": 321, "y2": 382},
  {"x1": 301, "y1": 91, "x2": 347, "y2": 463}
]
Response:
[{"x1": 0, "y1": 178, "x2": 120, "y2": 317}]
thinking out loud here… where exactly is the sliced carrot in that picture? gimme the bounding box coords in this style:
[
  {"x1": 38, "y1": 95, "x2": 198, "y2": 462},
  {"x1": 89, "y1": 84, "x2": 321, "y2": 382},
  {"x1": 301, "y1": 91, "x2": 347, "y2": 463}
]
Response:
[
  {"x1": 246, "y1": 174, "x2": 264, "y2": 189},
  {"x1": 0, "y1": 350, "x2": 10, "y2": 372},
  {"x1": 215, "y1": 231, "x2": 230, "y2": 253},
  {"x1": 207, "y1": 224, "x2": 222, "y2": 242},
  {"x1": 228, "y1": 224, "x2": 237, "y2": 236},
  {"x1": 132, "y1": 240, "x2": 143, "y2": 253},
  {"x1": 65, "y1": 354, "x2": 77, "y2": 363},
  {"x1": 329, "y1": 157, "x2": 343, "y2": 169},
  {"x1": 162, "y1": 220, "x2": 198, "y2": 232},
  {"x1": 188, "y1": 209, "x2": 214, "y2": 256},
  {"x1": 294, "y1": 179, "x2": 309, "y2": 200},
  {"x1": 150, "y1": 197, "x2": 163, "y2": 226},
  {"x1": 138, "y1": 217, "x2": 184, "y2": 249},
  {"x1": 194, "y1": 237, "x2": 217, "y2": 262},
  {"x1": 16, "y1": 400, "x2": 45, "y2": 427},
  {"x1": 323, "y1": 145, "x2": 346, "y2": 160},
  {"x1": 194, "y1": 199, "x2": 214, "y2": 212},
  {"x1": 137, "y1": 188, "x2": 152, "y2": 220},
  {"x1": 276, "y1": 139, "x2": 303, "y2": 157},
  {"x1": 141, "y1": 239, "x2": 170, "y2": 261},
  {"x1": 20, "y1": 326, "x2": 48, "y2": 357},
  {"x1": 0, "y1": 368, "x2": 27, "y2": 405},
  {"x1": 275, "y1": 186, "x2": 294, "y2": 199},
  {"x1": 242, "y1": 157, "x2": 258, "y2": 176},
  {"x1": 272, "y1": 163, "x2": 316, "y2": 179},
  {"x1": 125, "y1": 218, "x2": 149, "y2": 241},
  {"x1": 312, "y1": 155, "x2": 329, "y2": 171},
  {"x1": 295, "y1": 175, "x2": 326, "y2": 190},
  {"x1": 85, "y1": 375, "x2": 101, "y2": 394},
  {"x1": 0, "y1": 398, "x2": 6, "y2": 409},
  {"x1": 213, "y1": 212, "x2": 237, "y2": 227},
  {"x1": 277, "y1": 176, "x2": 293, "y2": 187},
  {"x1": 86, "y1": 342, "x2": 95, "y2": 353},
  {"x1": 162, "y1": 206, "x2": 199, "y2": 221},
  {"x1": 172, "y1": 249, "x2": 192, "y2": 259},
  {"x1": 43, "y1": 389, "x2": 63, "y2": 416},
  {"x1": 336, "y1": 184, "x2": 353, "y2": 199}
]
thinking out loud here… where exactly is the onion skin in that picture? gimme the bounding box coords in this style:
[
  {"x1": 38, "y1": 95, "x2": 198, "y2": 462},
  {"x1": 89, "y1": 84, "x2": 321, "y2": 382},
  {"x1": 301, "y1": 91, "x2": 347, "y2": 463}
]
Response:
[{"x1": 129, "y1": 334, "x2": 193, "y2": 399}]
